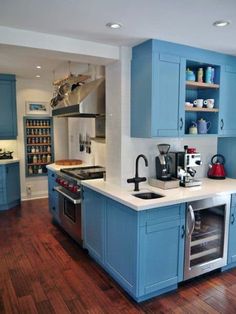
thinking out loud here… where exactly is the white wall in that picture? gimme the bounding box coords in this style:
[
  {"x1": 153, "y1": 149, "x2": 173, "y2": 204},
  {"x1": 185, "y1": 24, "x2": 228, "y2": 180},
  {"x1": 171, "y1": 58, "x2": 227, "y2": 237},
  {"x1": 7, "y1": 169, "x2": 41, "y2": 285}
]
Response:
[
  {"x1": 16, "y1": 78, "x2": 68, "y2": 200},
  {"x1": 105, "y1": 47, "x2": 217, "y2": 186},
  {"x1": 68, "y1": 117, "x2": 106, "y2": 167}
]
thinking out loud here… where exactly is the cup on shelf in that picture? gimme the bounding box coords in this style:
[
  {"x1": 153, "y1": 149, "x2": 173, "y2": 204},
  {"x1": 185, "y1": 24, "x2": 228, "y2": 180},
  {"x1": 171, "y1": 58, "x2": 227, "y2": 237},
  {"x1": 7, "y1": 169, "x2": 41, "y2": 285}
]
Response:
[
  {"x1": 193, "y1": 99, "x2": 204, "y2": 108},
  {"x1": 204, "y1": 99, "x2": 214, "y2": 109},
  {"x1": 185, "y1": 102, "x2": 193, "y2": 108}
]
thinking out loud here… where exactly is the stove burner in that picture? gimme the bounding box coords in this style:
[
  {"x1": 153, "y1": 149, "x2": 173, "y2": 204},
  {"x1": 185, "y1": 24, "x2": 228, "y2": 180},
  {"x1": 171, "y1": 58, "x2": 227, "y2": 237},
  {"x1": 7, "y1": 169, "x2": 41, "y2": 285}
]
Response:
[{"x1": 60, "y1": 166, "x2": 105, "y2": 180}]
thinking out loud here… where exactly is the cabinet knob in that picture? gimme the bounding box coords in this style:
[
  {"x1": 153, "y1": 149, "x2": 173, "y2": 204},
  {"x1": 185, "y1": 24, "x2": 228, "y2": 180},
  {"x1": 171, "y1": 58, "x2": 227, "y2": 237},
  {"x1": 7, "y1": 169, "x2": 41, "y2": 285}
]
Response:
[
  {"x1": 181, "y1": 225, "x2": 185, "y2": 238},
  {"x1": 220, "y1": 119, "x2": 224, "y2": 130},
  {"x1": 179, "y1": 118, "x2": 183, "y2": 130}
]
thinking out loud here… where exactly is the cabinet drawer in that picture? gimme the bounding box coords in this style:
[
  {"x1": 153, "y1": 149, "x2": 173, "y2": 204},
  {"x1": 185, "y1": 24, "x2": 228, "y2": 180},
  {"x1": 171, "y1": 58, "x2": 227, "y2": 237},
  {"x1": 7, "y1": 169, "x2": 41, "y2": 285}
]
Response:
[{"x1": 139, "y1": 204, "x2": 183, "y2": 226}]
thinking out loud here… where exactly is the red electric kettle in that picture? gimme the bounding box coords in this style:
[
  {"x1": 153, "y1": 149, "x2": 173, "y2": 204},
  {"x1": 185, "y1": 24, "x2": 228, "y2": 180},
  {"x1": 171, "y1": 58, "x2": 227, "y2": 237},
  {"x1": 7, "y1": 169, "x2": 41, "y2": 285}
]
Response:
[{"x1": 207, "y1": 154, "x2": 226, "y2": 179}]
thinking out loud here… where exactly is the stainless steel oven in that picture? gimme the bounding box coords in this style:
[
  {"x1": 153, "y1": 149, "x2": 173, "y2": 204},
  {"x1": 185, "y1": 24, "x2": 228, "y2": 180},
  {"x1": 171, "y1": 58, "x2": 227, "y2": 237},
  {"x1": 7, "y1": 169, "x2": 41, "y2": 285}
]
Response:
[
  {"x1": 184, "y1": 195, "x2": 230, "y2": 280},
  {"x1": 53, "y1": 166, "x2": 105, "y2": 246},
  {"x1": 54, "y1": 186, "x2": 82, "y2": 245}
]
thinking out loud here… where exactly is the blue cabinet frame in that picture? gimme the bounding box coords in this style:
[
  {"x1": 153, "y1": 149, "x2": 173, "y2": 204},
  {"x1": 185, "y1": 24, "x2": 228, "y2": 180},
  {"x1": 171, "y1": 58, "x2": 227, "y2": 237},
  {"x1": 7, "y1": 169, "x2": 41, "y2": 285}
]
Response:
[
  {"x1": 0, "y1": 74, "x2": 17, "y2": 139},
  {"x1": 48, "y1": 169, "x2": 59, "y2": 222}
]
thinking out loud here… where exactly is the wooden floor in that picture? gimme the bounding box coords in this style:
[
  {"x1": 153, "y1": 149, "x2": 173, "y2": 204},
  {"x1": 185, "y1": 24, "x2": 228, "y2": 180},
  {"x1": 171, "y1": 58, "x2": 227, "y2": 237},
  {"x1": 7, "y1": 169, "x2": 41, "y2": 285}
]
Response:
[{"x1": 1, "y1": 200, "x2": 236, "y2": 313}]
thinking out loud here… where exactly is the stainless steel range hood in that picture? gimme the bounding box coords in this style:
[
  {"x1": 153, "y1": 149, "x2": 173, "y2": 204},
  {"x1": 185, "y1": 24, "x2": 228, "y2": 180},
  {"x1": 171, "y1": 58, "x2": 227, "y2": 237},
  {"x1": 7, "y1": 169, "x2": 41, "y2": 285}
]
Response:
[{"x1": 52, "y1": 77, "x2": 105, "y2": 118}]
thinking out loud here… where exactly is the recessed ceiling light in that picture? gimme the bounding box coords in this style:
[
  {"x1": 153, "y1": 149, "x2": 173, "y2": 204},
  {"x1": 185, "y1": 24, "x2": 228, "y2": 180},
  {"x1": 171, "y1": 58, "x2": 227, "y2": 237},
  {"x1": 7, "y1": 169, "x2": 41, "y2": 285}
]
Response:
[
  {"x1": 106, "y1": 22, "x2": 122, "y2": 29},
  {"x1": 36, "y1": 75, "x2": 40, "y2": 78},
  {"x1": 36, "y1": 65, "x2": 41, "y2": 69},
  {"x1": 213, "y1": 20, "x2": 231, "y2": 27}
]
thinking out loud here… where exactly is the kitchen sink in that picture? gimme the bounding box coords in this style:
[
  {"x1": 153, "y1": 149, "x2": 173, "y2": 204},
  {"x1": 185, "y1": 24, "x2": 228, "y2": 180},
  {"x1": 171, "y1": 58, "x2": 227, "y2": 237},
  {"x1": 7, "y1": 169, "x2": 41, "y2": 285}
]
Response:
[{"x1": 133, "y1": 192, "x2": 164, "y2": 200}]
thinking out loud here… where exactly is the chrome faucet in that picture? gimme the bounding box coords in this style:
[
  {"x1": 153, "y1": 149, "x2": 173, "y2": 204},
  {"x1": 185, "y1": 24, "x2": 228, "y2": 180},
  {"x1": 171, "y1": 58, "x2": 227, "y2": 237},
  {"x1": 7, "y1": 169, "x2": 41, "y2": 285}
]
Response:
[{"x1": 127, "y1": 154, "x2": 148, "y2": 191}]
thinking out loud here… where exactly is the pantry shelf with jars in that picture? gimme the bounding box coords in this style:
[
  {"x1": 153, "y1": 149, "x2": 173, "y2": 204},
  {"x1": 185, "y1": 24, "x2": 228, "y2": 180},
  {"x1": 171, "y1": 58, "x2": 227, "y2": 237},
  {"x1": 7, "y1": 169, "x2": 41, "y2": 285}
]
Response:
[{"x1": 23, "y1": 116, "x2": 54, "y2": 177}]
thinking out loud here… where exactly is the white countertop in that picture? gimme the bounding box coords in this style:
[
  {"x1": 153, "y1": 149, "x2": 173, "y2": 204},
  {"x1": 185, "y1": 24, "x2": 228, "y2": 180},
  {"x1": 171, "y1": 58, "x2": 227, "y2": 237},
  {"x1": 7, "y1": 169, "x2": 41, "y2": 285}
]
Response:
[
  {"x1": 0, "y1": 158, "x2": 20, "y2": 165},
  {"x1": 82, "y1": 178, "x2": 236, "y2": 211}
]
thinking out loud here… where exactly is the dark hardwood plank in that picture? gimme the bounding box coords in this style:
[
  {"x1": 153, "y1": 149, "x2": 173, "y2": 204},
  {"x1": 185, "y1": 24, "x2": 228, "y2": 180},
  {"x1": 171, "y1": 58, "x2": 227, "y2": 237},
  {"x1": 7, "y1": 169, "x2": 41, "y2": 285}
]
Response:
[{"x1": 1, "y1": 198, "x2": 236, "y2": 313}]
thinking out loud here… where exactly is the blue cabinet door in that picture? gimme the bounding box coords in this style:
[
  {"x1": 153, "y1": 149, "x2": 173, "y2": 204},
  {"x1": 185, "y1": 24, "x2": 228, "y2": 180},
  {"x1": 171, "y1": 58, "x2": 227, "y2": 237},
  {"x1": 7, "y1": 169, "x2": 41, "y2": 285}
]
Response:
[
  {"x1": 0, "y1": 74, "x2": 17, "y2": 139},
  {"x1": 219, "y1": 65, "x2": 236, "y2": 136},
  {"x1": 5, "y1": 162, "x2": 20, "y2": 204},
  {"x1": 104, "y1": 198, "x2": 138, "y2": 295},
  {"x1": 131, "y1": 44, "x2": 184, "y2": 137},
  {"x1": 153, "y1": 54, "x2": 185, "y2": 137},
  {"x1": 138, "y1": 209, "x2": 185, "y2": 299},
  {"x1": 0, "y1": 162, "x2": 20, "y2": 210},
  {"x1": 83, "y1": 187, "x2": 105, "y2": 263},
  {"x1": 47, "y1": 170, "x2": 59, "y2": 222},
  {"x1": 227, "y1": 195, "x2": 236, "y2": 266}
]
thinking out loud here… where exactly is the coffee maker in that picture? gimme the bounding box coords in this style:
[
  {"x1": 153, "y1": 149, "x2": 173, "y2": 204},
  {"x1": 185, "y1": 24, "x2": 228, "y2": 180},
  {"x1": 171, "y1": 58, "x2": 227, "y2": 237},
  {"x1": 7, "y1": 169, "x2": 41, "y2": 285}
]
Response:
[
  {"x1": 155, "y1": 144, "x2": 172, "y2": 181},
  {"x1": 169, "y1": 146, "x2": 202, "y2": 187}
]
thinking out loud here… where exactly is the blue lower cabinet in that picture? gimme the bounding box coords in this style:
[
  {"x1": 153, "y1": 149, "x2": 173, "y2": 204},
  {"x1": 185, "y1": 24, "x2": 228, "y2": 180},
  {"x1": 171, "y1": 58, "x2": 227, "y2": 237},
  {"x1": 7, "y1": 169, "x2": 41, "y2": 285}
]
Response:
[
  {"x1": 83, "y1": 187, "x2": 105, "y2": 263},
  {"x1": 82, "y1": 187, "x2": 186, "y2": 302},
  {"x1": 104, "y1": 199, "x2": 138, "y2": 295},
  {"x1": 48, "y1": 170, "x2": 59, "y2": 222},
  {"x1": 0, "y1": 162, "x2": 20, "y2": 210},
  {"x1": 138, "y1": 218, "x2": 185, "y2": 301},
  {"x1": 223, "y1": 195, "x2": 236, "y2": 270}
]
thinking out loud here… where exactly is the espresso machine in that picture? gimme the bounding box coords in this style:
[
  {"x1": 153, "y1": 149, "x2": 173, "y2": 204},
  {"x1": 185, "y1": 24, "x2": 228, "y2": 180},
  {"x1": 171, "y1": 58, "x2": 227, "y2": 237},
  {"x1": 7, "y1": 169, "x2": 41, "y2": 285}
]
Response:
[
  {"x1": 169, "y1": 146, "x2": 202, "y2": 187},
  {"x1": 155, "y1": 144, "x2": 172, "y2": 181}
]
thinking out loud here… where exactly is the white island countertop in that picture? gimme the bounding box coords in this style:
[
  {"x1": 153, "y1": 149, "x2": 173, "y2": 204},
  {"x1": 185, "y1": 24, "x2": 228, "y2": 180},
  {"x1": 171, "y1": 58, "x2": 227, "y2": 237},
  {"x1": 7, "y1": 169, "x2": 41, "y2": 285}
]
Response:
[
  {"x1": 0, "y1": 158, "x2": 20, "y2": 165},
  {"x1": 82, "y1": 178, "x2": 236, "y2": 211}
]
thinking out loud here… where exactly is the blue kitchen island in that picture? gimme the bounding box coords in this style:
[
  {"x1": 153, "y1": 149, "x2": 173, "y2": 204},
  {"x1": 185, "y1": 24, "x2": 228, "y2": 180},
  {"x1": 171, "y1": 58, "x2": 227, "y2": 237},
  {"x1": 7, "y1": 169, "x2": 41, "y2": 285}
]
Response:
[{"x1": 82, "y1": 178, "x2": 236, "y2": 302}]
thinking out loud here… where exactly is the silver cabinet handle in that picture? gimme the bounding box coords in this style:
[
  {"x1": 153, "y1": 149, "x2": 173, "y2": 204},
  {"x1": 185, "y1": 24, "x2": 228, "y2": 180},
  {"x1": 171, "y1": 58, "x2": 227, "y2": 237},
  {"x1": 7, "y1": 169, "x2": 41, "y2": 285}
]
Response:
[
  {"x1": 54, "y1": 186, "x2": 81, "y2": 204},
  {"x1": 179, "y1": 117, "x2": 183, "y2": 130},
  {"x1": 187, "y1": 205, "x2": 195, "y2": 235}
]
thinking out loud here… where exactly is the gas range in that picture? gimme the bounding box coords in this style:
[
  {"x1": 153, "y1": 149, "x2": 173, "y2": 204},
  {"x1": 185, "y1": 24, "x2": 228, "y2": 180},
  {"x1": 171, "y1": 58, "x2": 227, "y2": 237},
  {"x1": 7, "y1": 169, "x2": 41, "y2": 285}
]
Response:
[{"x1": 56, "y1": 166, "x2": 105, "y2": 195}]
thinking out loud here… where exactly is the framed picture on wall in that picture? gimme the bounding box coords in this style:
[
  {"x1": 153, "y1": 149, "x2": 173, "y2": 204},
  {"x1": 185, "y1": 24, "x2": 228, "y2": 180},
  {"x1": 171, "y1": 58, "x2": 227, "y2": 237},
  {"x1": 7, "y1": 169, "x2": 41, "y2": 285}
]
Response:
[{"x1": 25, "y1": 101, "x2": 50, "y2": 115}]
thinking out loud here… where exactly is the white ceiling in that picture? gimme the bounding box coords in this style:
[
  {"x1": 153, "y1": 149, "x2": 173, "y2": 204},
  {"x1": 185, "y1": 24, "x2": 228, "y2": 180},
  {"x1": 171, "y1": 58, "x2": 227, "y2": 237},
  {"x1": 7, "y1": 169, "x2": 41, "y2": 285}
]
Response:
[{"x1": 0, "y1": 0, "x2": 236, "y2": 78}]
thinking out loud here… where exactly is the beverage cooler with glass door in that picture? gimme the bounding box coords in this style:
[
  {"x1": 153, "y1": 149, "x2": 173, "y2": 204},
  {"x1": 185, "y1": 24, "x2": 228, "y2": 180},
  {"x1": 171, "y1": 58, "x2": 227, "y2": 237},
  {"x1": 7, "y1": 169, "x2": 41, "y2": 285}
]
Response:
[{"x1": 184, "y1": 195, "x2": 231, "y2": 280}]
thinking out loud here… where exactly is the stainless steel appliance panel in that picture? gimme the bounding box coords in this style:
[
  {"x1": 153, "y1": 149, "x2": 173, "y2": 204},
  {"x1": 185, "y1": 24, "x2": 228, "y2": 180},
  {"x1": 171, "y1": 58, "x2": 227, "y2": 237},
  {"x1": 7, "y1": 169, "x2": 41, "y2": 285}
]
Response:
[
  {"x1": 55, "y1": 186, "x2": 82, "y2": 245},
  {"x1": 184, "y1": 195, "x2": 230, "y2": 280}
]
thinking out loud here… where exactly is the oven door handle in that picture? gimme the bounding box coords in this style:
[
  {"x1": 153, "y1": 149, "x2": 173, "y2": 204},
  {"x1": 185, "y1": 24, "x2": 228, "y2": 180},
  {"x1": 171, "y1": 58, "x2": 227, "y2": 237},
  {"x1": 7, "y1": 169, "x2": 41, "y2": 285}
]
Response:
[
  {"x1": 54, "y1": 186, "x2": 81, "y2": 205},
  {"x1": 187, "y1": 204, "x2": 195, "y2": 236}
]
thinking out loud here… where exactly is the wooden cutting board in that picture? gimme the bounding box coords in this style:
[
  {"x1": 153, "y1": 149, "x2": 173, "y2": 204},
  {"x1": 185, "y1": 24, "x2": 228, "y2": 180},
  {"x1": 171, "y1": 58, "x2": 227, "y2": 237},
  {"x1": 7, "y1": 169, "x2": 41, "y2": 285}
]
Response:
[{"x1": 55, "y1": 159, "x2": 83, "y2": 166}]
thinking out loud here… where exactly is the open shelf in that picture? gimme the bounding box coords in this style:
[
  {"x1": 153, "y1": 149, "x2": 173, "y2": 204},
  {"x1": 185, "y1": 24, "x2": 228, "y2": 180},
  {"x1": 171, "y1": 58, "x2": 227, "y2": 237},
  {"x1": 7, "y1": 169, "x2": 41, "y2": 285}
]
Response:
[
  {"x1": 186, "y1": 81, "x2": 220, "y2": 89},
  {"x1": 185, "y1": 106, "x2": 219, "y2": 113},
  {"x1": 24, "y1": 116, "x2": 54, "y2": 177}
]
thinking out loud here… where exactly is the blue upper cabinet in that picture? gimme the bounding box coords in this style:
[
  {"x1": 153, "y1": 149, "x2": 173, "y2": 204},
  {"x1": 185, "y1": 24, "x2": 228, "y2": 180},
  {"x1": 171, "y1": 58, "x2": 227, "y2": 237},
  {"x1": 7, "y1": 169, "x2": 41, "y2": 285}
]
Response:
[
  {"x1": 131, "y1": 39, "x2": 236, "y2": 138},
  {"x1": 219, "y1": 65, "x2": 236, "y2": 136},
  {"x1": 131, "y1": 41, "x2": 185, "y2": 137},
  {"x1": 0, "y1": 74, "x2": 17, "y2": 139}
]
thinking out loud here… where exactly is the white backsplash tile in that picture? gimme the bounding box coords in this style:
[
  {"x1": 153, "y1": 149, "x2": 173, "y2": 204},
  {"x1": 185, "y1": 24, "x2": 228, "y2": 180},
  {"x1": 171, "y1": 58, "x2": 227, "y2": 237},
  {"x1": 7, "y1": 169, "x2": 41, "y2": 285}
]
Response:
[
  {"x1": 0, "y1": 140, "x2": 18, "y2": 157},
  {"x1": 121, "y1": 137, "x2": 217, "y2": 185}
]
